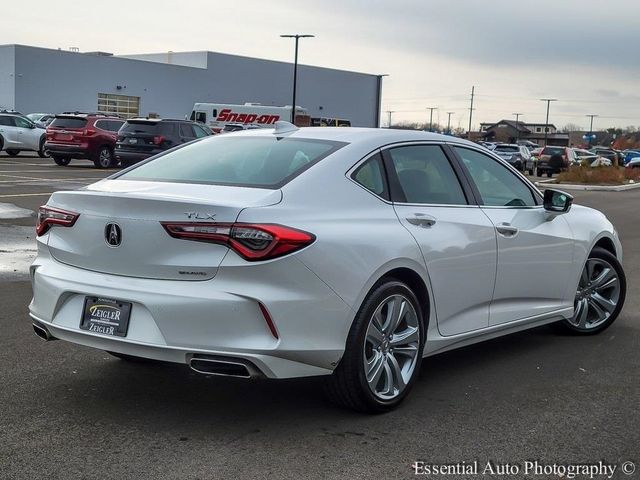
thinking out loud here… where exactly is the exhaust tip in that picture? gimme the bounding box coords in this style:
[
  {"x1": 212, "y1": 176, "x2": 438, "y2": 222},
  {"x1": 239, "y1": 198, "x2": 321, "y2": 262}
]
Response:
[
  {"x1": 189, "y1": 356, "x2": 259, "y2": 378},
  {"x1": 32, "y1": 323, "x2": 56, "y2": 341}
]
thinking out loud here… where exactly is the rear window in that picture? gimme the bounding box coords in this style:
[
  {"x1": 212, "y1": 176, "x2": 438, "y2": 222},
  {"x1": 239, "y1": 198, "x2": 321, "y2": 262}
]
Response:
[
  {"x1": 118, "y1": 136, "x2": 346, "y2": 188},
  {"x1": 121, "y1": 121, "x2": 174, "y2": 135},
  {"x1": 494, "y1": 146, "x2": 519, "y2": 152},
  {"x1": 50, "y1": 117, "x2": 87, "y2": 129},
  {"x1": 543, "y1": 147, "x2": 564, "y2": 155}
]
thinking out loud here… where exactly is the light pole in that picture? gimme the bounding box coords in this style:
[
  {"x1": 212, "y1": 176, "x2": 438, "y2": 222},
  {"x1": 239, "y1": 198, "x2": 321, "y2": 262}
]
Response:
[
  {"x1": 280, "y1": 34, "x2": 314, "y2": 123},
  {"x1": 586, "y1": 114, "x2": 598, "y2": 147},
  {"x1": 446, "y1": 112, "x2": 455, "y2": 135},
  {"x1": 426, "y1": 107, "x2": 437, "y2": 131},
  {"x1": 512, "y1": 113, "x2": 523, "y2": 142},
  {"x1": 540, "y1": 99, "x2": 557, "y2": 146},
  {"x1": 375, "y1": 74, "x2": 389, "y2": 128}
]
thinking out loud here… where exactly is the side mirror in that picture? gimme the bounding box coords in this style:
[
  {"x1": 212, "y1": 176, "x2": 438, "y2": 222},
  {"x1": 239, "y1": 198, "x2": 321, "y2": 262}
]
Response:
[{"x1": 543, "y1": 189, "x2": 573, "y2": 213}]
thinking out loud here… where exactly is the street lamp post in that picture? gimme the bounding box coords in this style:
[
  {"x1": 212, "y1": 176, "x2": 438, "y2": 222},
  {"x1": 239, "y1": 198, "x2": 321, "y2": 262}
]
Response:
[
  {"x1": 540, "y1": 99, "x2": 557, "y2": 146},
  {"x1": 280, "y1": 34, "x2": 314, "y2": 123}
]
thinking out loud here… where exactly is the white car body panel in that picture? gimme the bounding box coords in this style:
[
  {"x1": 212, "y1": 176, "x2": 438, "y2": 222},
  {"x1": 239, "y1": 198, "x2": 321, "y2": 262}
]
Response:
[{"x1": 29, "y1": 128, "x2": 623, "y2": 378}]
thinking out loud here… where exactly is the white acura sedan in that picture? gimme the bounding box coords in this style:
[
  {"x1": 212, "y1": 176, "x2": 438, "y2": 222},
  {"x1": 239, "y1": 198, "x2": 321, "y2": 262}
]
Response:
[{"x1": 29, "y1": 123, "x2": 626, "y2": 412}]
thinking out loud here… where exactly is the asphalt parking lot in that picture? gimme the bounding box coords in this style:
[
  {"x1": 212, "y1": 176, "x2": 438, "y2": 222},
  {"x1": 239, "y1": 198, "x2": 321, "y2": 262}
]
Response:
[{"x1": 1, "y1": 153, "x2": 638, "y2": 480}]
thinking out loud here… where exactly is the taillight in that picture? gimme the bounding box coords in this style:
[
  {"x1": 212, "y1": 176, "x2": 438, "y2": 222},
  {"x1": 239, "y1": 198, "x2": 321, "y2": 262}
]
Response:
[
  {"x1": 153, "y1": 135, "x2": 165, "y2": 145},
  {"x1": 160, "y1": 222, "x2": 315, "y2": 261},
  {"x1": 83, "y1": 128, "x2": 96, "y2": 136},
  {"x1": 36, "y1": 206, "x2": 80, "y2": 236}
]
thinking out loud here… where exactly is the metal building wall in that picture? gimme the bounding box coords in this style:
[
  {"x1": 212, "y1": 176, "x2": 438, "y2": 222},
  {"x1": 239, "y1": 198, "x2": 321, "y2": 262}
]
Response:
[{"x1": 9, "y1": 45, "x2": 378, "y2": 127}]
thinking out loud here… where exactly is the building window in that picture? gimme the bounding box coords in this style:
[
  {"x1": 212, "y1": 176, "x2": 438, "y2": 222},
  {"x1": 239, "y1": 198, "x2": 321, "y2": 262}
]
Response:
[
  {"x1": 97, "y1": 93, "x2": 140, "y2": 118},
  {"x1": 536, "y1": 127, "x2": 542, "y2": 132}
]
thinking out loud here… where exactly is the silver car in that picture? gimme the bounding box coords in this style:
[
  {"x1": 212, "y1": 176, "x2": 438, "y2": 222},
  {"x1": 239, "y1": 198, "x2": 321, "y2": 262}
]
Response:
[{"x1": 30, "y1": 124, "x2": 626, "y2": 412}]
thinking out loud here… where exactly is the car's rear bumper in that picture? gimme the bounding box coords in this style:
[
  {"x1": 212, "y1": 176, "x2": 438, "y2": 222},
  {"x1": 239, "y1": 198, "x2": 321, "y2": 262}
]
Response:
[
  {"x1": 44, "y1": 143, "x2": 90, "y2": 159},
  {"x1": 29, "y1": 244, "x2": 353, "y2": 379},
  {"x1": 114, "y1": 149, "x2": 155, "y2": 164}
]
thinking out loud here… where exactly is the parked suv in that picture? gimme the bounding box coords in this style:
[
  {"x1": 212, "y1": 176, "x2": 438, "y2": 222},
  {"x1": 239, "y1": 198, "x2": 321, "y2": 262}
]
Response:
[
  {"x1": 536, "y1": 146, "x2": 571, "y2": 177},
  {"x1": 45, "y1": 113, "x2": 125, "y2": 168},
  {"x1": 0, "y1": 113, "x2": 47, "y2": 157},
  {"x1": 115, "y1": 118, "x2": 211, "y2": 167},
  {"x1": 492, "y1": 144, "x2": 530, "y2": 172}
]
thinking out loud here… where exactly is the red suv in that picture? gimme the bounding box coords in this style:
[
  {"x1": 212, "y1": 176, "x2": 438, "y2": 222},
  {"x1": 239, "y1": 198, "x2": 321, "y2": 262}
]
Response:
[{"x1": 45, "y1": 113, "x2": 125, "y2": 168}]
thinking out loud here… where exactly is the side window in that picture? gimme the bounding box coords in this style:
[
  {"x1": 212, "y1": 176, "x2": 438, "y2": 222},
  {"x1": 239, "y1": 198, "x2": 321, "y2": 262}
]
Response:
[
  {"x1": 110, "y1": 120, "x2": 125, "y2": 132},
  {"x1": 195, "y1": 112, "x2": 207, "y2": 123},
  {"x1": 212, "y1": 109, "x2": 218, "y2": 118},
  {"x1": 14, "y1": 116, "x2": 32, "y2": 128},
  {"x1": 193, "y1": 125, "x2": 209, "y2": 138},
  {"x1": 387, "y1": 145, "x2": 467, "y2": 205},
  {"x1": 453, "y1": 147, "x2": 536, "y2": 207},
  {"x1": 179, "y1": 124, "x2": 195, "y2": 138},
  {"x1": 352, "y1": 153, "x2": 388, "y2": 199},
  {"x1": 0, "y1": 116, "x2": 14, "y2": 126}
]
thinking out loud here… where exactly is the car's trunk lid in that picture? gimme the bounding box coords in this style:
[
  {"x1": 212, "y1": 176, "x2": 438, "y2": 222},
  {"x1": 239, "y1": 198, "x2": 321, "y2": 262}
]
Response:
[{"x1": 45, "y1": 180, "x2": 282, "y2": 280}]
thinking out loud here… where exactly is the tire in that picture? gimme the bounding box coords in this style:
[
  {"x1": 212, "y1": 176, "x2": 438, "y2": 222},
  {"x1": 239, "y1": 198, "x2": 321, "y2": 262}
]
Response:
[
  {"x1": 38, "y1": 137, "x2": 47, "y2": 158},
  {"x1": 528, "y1": 169, "x2": 534, "y2": 176},
  {"x1": 536, "y1": 169, "x2": 543, "y2": 177},
  {"x1": 560, "y1": 247, "x2": 626, "y2": 335},
  {"x1": 53, "y1": 156, "x2": 71, "y2": 166},
  {"x1": 94, "y1": 146, "x2": 115, "y2": 168},
  {"x1": 106, "y1": 351, "x2": 155, "y2": 363},
  {"x1": 324, "y1": 280, "x2": 425, "y2": 413},
  {"x1": 547, "y1": 171, "x2": 553, "y2": 178},
  {"x1": 6, "y1": 149, "x2": 19, "y2": 157}
]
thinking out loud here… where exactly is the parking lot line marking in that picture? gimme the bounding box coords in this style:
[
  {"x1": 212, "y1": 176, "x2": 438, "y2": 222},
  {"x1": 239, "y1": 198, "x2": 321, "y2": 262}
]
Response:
[
  {"x1": 0, "y1": 174, "x2": 100, "y2": 182},
  {"x1": 0, "y1": 177, "x2": 99, "y2": 183},
  {"x1": 0, "y1": 192, "x2": 54, "y2": 198}
]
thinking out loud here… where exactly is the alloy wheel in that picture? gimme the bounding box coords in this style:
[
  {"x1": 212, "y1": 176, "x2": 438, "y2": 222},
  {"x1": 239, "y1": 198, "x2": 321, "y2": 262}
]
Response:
[
  {"x1": 569, "y1": 258, "x2": 621, "y2": 330},
  {"x1": 363, "y1": 294, "x2": 420, "y2": 400},
  {"x1": 99, "y1": 148, "x2": 112, "y2": 168}
]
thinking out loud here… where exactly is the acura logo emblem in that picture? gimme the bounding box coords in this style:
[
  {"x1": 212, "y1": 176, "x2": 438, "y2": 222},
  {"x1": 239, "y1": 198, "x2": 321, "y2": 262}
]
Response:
[{"x1": 105, "y1": 223, "x2": 122, "y2": 247}]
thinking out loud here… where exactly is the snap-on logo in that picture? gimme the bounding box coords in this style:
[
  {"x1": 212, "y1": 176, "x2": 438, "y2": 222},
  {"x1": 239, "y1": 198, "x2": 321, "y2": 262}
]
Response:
[{"x1": 216, "y1": 109, "x2": 280, "y2": 125}]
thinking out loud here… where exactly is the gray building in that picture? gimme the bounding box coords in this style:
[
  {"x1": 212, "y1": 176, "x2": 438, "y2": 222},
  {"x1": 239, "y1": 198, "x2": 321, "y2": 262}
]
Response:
[{"x1": 0, "y1": 44, "x2": 382, "y2": 127}]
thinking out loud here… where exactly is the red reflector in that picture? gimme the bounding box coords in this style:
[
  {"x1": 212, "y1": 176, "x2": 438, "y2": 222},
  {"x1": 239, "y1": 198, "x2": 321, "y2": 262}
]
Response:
[
  {"x1": 258, "y1": 302, "x2": 279, "y2": 339},
  {"x1": 160, "y1": 222, "x2": 315, "y2": 261},
  {"x1": 153, "y1": 135, "x2": 165, "y2": 145},
  {"x1": 36, "y1": 206, "x2": 80, "y2": 236}
]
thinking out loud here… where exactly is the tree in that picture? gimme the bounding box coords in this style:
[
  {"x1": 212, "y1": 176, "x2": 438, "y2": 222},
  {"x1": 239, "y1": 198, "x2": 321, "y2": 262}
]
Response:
[{"x1": 561, "y1": 123, "x2": 582, "y2": 133}]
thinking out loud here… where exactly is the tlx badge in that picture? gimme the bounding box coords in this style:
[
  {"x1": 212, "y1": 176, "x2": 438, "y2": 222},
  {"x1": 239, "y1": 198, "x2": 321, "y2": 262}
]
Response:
[{"x1": 184, "y1": 212, "x2": 216, "y2": 220}]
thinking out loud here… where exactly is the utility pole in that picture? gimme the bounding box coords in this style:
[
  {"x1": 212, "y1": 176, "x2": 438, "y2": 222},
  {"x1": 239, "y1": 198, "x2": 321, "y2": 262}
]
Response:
[
  {"x1": 512, "y1": 113, "x2": 523, "y2": 142},
  {"x1": 280, "y1": 34, "x2": 315, "y2": 123},
  {"x1": 467, "y1": 86, "x2": 475, "y2": 136},
  {"x1": 446, "y1": 112, "x2": 455, "y2": 135},
  {"x1": 426, "y1": 107, "x2": 437, "y2": 131},
  {"x1": 586, "y1": 114, "x2": 598, "y2": 147},
  {"x1": 385, "y1": 110, "x2": 394, "y2": 128},
  {"x1": 540, "y1": 98, "x2": 557, "y2": 146}
]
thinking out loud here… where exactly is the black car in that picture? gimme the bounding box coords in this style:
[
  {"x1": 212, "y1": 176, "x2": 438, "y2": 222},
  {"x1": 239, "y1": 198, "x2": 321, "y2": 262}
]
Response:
[{"x1": 115, "y1": 118, "x2": 212, "y2": 167}]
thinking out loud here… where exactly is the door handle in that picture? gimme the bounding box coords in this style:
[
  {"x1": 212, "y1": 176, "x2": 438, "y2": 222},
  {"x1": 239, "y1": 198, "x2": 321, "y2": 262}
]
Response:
[
  {"x1": 496, "y1": 223, "x2": 519, "y2": 237},
  {"x1": 406, "y1": 213, "x2": 437, "y2": 228}
]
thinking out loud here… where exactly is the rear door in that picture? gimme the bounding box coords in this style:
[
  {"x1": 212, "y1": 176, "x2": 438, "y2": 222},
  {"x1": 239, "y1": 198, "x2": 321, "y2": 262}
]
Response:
[
  {"x1": 451, "y1": 146, "x2": 575, "y2": 325},
  {"x1": 384, "y1": 143, "x2": 498, "y2": 336}
]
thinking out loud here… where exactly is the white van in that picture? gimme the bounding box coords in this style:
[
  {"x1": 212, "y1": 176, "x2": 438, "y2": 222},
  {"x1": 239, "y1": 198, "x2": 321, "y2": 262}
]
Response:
[{"x1": 190, "y1": 103, "x2": 310, "y2": 133}]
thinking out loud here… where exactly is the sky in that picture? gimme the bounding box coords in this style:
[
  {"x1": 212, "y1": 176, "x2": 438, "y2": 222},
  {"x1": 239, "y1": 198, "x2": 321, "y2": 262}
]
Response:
[{"x1": 2, "y1": 0, "x2": 640, "y2": 130}]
